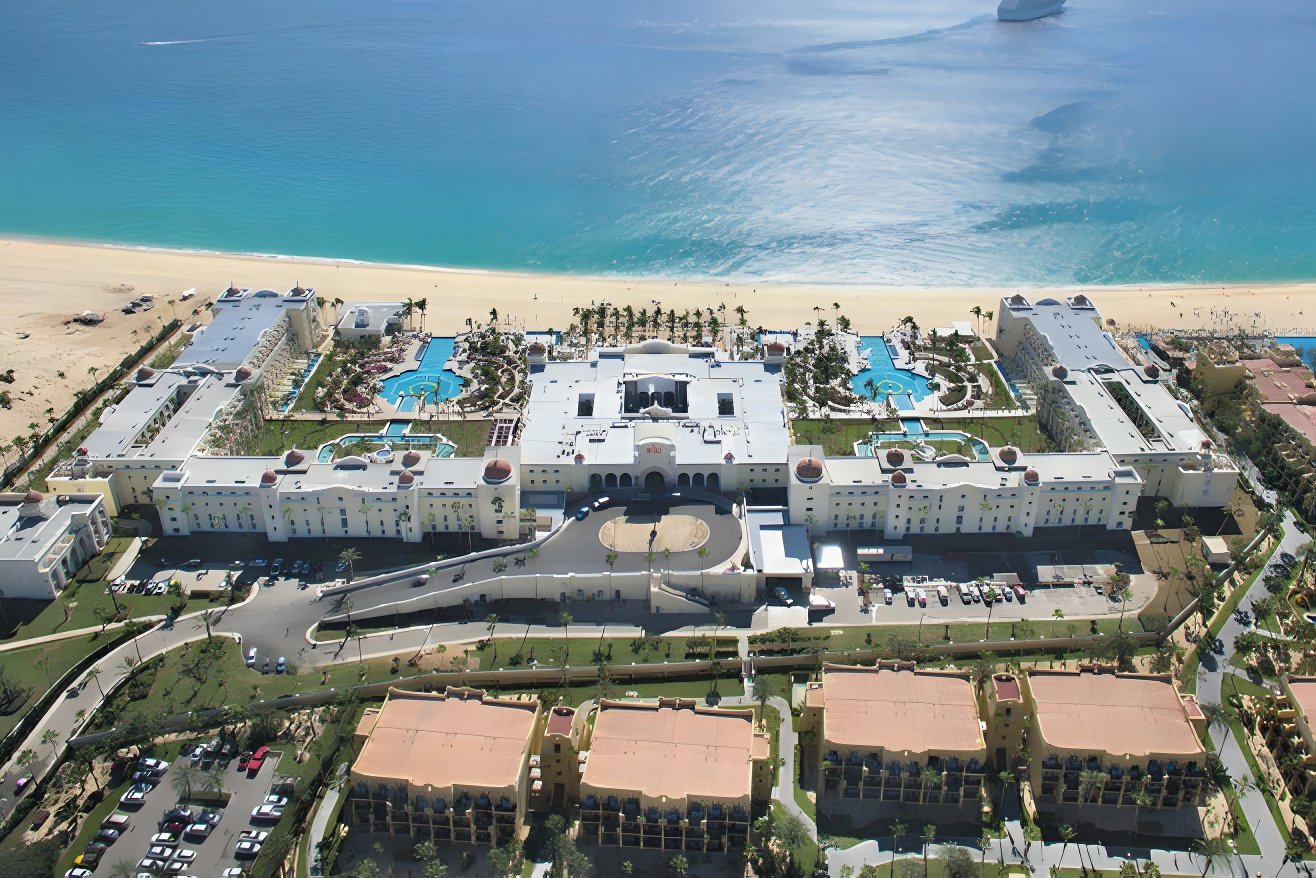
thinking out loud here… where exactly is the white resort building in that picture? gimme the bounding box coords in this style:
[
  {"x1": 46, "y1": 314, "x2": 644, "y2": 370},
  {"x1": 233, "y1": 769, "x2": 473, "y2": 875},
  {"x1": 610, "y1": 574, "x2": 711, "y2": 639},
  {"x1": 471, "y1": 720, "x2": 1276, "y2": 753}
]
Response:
[
  {"x1": 32, "y1": 290, "x2": 1237, "y2": 596},
  {"x1": 0, "y1": 490, "x2": 111, "y2": 599}
]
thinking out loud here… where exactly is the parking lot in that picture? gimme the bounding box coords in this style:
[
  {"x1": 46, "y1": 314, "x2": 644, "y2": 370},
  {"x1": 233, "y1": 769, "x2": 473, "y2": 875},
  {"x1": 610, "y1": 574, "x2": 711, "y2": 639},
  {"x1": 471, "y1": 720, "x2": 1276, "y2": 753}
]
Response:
[{"x1": 84, "y1": 748, "x2": 286, "y2": 877}]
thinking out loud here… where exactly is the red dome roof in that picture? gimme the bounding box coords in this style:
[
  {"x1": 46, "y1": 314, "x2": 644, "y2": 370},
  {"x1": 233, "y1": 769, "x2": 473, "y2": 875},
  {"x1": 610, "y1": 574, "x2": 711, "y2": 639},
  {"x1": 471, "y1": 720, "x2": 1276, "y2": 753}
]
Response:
[
  {"x1": 1143, "y1": 364, "x2": 1161, "y2": 379},
  {"x1": 766, "y1": 341, "x2": 786, "y2": 353},
  {"x1": 136, "y1": 366, "x2": 156, "y2": 382},
  {"x1": 398, "y1": 469, "x2": 415, "y2": 486},
  {"x1": 483, "y1": 458, "x2": 514, "y2": 483},
  {"x1": 235, "y1": 366, "x2": 254, "y2": 381},
  {"x1": 795, "y1": 457, "x2": 824, "y2": 482},
  {"x1": 284, "y1": 449, "x2": 306, "y2": 466},
  {"x1": 890, "y1": 470, "x2": 907, "y2": 486},
  {"x1": 1073, "y1": 294, "x2": 1091, "y2": 306},
  {"x1": 1023, "y1": 468, "x2": 1040, "y2": 484},
  {"x1": 527, "y1": 341, "x2": 547, "y2": 353},
  {"x1": 885, "y1": 448, "x2": 905, "y2": 466},
  {"x1": 77, "y1": 446, "x2": 89, "y2": 456},
  {"x1": 574, "y1": 452, "x2": 585, "y2": 463},
  {"x1": 23, "y1": 489, "x2": 43, "y2": 504},
  {"x1": 260, "y1": 469, "x2": 279, "y2": 486},
  {"x1": 402, "y1": 449, "x2": 422, "y2": 467},
  {"x1": 1051, "y1": 364, "x2": 1068, "y2": 380},
  {"x1": 999, "y1": 446, "x2": 1019, "y2": 464}
]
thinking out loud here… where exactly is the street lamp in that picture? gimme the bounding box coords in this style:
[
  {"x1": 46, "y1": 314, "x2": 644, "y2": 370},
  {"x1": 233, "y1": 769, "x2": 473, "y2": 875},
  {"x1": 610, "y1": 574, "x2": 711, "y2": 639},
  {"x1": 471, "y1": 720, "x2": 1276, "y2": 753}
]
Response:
[{"x1": 917, "y1": 612, "x2": 927, "y2": 643}]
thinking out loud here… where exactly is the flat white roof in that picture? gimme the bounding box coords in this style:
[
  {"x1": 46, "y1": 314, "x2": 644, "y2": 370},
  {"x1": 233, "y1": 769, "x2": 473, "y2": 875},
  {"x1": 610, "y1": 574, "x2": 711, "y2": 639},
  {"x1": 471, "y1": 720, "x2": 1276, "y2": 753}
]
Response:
[
  {"x1": 757, "y1": 524, "x2": 811, "y2": 577},
  {"x1": 814, "y1": 544, "x2": 845, "y2": 571}
]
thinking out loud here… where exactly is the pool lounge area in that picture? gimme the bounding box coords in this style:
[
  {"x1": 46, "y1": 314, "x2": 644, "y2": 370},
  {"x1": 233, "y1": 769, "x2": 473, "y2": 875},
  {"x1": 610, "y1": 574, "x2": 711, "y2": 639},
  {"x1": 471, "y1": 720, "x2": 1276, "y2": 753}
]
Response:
[
  {"x1": 856, "y1": 425, "x2": 991, "y2": 462},
  {"x1": 850, "y1": 335, "x2": 934, "y2": 411},
  {"x1": 315, "y1": 426, "x2": 457, "y2": 463},
  {"x1": 379, "y1": 337, "x2": 464, "y2": 412}
]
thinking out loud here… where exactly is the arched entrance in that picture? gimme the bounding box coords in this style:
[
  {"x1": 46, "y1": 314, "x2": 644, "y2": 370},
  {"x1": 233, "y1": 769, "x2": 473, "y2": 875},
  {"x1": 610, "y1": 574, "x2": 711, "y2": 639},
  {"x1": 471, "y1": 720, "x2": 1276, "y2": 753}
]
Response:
[
  {"x1": 643, "y1": 471, "x2": 665, "y2": 493},
  {"x1": 589, "y1": 473, "x2": 603, "y2": 492},
  {"x1": 605, "y1": 473, "x2": 618, "y2": 489},
  {"x1": 707, "y1": 472, "x2": 720, "y2": 491},
  {"x1": 619, "y1": 473, "x2": 633, "y2": 488},
  {"x1": 677, "y1": 473, "x2": 690, "y2": 487},
  {"x1": 692, "y1": 473, "x2": 705, "y2": 488}
]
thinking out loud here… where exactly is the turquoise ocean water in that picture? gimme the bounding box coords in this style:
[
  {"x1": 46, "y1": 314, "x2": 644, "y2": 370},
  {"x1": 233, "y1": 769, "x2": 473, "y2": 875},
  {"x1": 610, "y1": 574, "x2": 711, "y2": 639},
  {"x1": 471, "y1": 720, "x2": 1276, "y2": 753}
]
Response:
[{"x1": 2, "y1": 0, "x2": 1315, "y2": 285}]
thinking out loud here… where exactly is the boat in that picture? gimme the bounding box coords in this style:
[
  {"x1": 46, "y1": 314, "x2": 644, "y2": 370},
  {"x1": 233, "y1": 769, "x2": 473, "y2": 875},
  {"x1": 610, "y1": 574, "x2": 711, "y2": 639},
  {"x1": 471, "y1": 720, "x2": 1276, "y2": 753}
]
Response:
[{"x1": 997, "y1": 0, "x2": 1065, "y2": 21}]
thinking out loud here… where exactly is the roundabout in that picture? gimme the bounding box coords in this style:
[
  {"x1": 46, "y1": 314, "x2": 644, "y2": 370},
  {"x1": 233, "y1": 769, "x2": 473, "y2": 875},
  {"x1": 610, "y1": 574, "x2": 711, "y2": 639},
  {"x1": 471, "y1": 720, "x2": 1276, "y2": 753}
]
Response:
[{"x1": 599, "y1": 513, "x2": 710, "y2": 553}]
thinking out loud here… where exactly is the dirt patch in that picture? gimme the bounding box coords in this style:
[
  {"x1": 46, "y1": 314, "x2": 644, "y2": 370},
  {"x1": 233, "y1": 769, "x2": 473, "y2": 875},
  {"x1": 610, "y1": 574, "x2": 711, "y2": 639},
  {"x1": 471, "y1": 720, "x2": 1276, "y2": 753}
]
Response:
[{"x1": 599, "y1": 514, "x2": 710, "y2": 553}]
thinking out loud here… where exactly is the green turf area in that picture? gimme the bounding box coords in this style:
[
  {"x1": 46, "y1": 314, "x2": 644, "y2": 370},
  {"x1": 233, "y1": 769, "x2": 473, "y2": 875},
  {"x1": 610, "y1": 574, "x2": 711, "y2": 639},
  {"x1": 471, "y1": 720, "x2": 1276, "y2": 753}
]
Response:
[
  {"x1": 766, "y1": 617, "x2": 1127, "y2": 655},
  {"x1": 0, "y1": 633, "x2": 110, "y2": 739},
  {"x1": 290, "y1": 342, "x2": 355, "y2": 413},
  {"x1": 3, "y1": 576, "x2": 182, "y2": 642},
  {"x1": 239, "y1": 419, "x2": 393, "y2": 457},
  {"x1": 89, "y1": 638, "x2": 405, "y2": 731},
  {"x1": 473, "y1": 633, "x2": 736, "y2": 670},
  {"x1": 972, "y1": 362, "x2": 1016, "y2": 411},
  {"x1": 922, "y1": 416, "x2": 1053, "y2": 454},
  {"x1": 502, "y1": 675, "x2": 742, "y2": 708},
  {"x1": 148, "y1": 335, "x2": 189, "y2": 369},
  {"x1": 791, "y1": 419, "x2": 897, "y2": 457}
]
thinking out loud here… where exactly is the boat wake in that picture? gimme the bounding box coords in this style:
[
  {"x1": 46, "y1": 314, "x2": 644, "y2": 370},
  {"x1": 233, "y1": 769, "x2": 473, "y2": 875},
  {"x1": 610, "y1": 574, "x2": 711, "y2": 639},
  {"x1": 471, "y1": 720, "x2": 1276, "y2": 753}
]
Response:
[{"x1": 141, "y1": 38, "x2": 215, "y2": 47}]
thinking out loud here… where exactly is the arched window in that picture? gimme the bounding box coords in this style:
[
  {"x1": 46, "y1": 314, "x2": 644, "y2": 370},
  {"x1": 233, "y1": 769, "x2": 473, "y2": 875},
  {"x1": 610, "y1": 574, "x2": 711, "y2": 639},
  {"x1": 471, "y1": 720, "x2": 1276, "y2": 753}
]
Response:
[
  {"x1": 677, "y1": 473, "x2": 690, "y2": 487},
  {"x1": 692, "y1": 473, "x2": 705, "y2": 487},
  {"x1": 605, "y1": 473, "x2": 618, "y2": 489},
  {"x1": 619, "y1": 473, "x2": 633, "y2": 487}
]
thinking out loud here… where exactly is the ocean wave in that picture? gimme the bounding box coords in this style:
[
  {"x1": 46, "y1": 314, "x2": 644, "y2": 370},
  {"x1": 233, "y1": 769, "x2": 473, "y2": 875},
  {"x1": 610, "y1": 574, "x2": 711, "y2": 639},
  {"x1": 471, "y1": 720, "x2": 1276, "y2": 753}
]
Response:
[{"x1": 140, "y1": 38, "x2": 216, "y2": 47}]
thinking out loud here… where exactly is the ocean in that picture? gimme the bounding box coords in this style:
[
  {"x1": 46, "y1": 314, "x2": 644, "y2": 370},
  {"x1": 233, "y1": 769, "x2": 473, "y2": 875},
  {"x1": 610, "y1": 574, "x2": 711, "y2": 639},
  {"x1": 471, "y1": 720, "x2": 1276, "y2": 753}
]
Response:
[{"x1": 2, "y1": 0, "x2": 1315, "y2": 285}]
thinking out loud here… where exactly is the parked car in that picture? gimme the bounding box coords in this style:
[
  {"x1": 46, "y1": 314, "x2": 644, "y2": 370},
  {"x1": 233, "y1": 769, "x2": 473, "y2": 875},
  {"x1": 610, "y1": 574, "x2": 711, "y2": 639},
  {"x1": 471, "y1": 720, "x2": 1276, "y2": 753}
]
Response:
[
  {"x1": 147, "y1": 844, "x2": 176, "y2": 858},
  {"x1": 271, "y1": 558, "x2": 284, "y2": 575},
  {"x1": 916, "y1": 588, "x2": 927, "y2": 608},
  {"x1": 1012, "y1": 584, "x2": 1027, "y2": 602},
  {"x1": 223, "y1": 869, "x2": 250, "y2": 877},
  {"x1": 94, "y1": 828, "x2": 121, "y2": 844},
  {"x1": 250, "y1": 804, "x2": 283, "y2": 821},
  {"x1": 184, "y1": 823, "x2": 212, "y2": 840},
  {"x1": 1282, "y1": 552, "x2": 1298, "y2": 567},
  {"x1": 188, "y1": 745, "x2": 205, "y2": 765},
  {"x1": 237, "y1": 751, "x2": 253, "y2": 771},
  {"x1": 173, "y1": 849, "x2": 198, "y2": 863},
  {"x1": 120, "y1": 783, "x2": 151, "y2": 805},
  {"x1": 29, "y1": 808, "x2": 50, "y2": 830},
  {"x1": 137, "y1": 757, "x2": 169, "y2": 771},
  {"x1": 275, "y1": 656, "x2": 286, "y2": 673},
  {"x1": 574, "y1": 506, "x2": 590, "y2": 521},
  {"x1": 249, "y1": 558, "x2": 267, "y2": 568},
  {"x1": 139, "y1": 860, "x2": 168, "y2": 873},
  {"x1": 235, "y1": 840, "x2": 263, "y2": 858},
  {"x1": 246, "y1": 647, "x2": 257, "y2": 667},
  {"x1": 151, "y1": 831, "x2": 178, "y2": 845},
  {"x1": 180, "y1": 559, "x2": 202, "y2": 570},
  {"x1": 936, "y1": 585, "x2": 949, "y2": 605},
  {"x1": 247, "y1": 745, "x2": 270, "y2": 772},
  {"x1": 239, "y1": 830, "x2": 269, "y2": 843},
  {"x1": 132, "y1": 768, "x2": 164, "y2": 783},
  {"x1": 14, "y1": 775, "x2": 32, "y2": 794},
  {"x1": 772, "y1": 586, "x2": 793, "y2": 606},
  {"x1": 263, "y1": 794, "x2": 289, "y2": 807},
  {"x1": 65, "y1": 869, "x2": 93, "y2": 878},
  {"x1": 882, "y1": 587, "x2": 893, "y2": 605}
]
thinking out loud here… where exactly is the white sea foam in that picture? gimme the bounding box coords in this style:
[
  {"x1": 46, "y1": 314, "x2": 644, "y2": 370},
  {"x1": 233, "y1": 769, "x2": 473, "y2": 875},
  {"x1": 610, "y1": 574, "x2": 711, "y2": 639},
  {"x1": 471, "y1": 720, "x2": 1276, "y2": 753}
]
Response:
[{"x1": 141, "y1": 38, "x2": 215, "y2": 47}]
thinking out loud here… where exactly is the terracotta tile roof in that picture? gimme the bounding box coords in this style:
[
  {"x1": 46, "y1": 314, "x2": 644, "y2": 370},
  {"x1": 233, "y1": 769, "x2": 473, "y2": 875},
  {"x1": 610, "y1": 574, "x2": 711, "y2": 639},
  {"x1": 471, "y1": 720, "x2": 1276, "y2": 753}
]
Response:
[
  {"x1": 1028, "y1": 672, "x2": 1203, "y2": 758},
  {"x1": 352, "y1": 689, "x2": 537, "y2": 791},
  {"x1": 582, "y1": 701, "x2": 755, "y2": 802},
  {"x1": 1286, "y1": 678, "x2": 1316, "y2": 723},
  {"x1": 821, "y1": 664, "x2": 985, "y2": 754}
]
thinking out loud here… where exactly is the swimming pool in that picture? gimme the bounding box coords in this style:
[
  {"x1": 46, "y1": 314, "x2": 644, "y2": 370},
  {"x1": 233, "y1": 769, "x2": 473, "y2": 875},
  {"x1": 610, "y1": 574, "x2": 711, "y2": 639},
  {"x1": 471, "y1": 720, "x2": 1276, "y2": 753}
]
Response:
[
  {"x1": 850, "y1": 336, "x2": 935, "y2": 411},
  {"x1": 379, "y1": 337, "x2": 464, "y2": 412},
  {"x1": 316, "y1": 433, "x2": 457, "y2": 463},
  {"x1": 858, "y1": 429, "x2": 991, "y2": 462}
]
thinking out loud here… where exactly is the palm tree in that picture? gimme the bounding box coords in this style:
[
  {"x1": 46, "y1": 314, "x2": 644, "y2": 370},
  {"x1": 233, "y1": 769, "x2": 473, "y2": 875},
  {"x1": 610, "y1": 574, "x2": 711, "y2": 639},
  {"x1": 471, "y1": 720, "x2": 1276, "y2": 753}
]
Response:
[
  {"x1": 920, "y1": 823, "x2": 937, "y2": 874},
  {"x1": 485, "y1": 614, "x2": 499, "y2": 664},
  {"x1": 338, "y1": 547, "x2": 362, "y2": 582},
  {"x1": 889, "y1": 821, "x2": 908, "y2": 878},
  {"x1": 1193, "y1": 836, "x2": 1228, "y2": 877},
  {"x1": 970, "y1": 305, "x2": 984, "y2": 336},
  {"x1": 559, "y1": 610, "x2": 573, "y2": 663},
  {"x1": 172, "y1": 763, "x2": 201, "y2": 801},
  {"x1": 979, "y1": 833, "x2": 992, "y2": 874},
  {"x1": 918, "y1": 765, "x2": 941, "y2": 803},
  {"x1": 86, "y1": 665, "x2": 104, "y2": 698},
  {"x1": 1057, "y1": 824, "x2": 1075, "y2": 867}
]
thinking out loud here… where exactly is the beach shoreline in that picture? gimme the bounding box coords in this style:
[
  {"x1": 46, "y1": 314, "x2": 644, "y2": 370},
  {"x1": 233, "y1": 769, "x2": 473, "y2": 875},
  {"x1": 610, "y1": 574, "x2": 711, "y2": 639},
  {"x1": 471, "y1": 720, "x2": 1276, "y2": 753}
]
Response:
[{"x1": 1, "y1": 235, "x2": 1314, "y2": 442}]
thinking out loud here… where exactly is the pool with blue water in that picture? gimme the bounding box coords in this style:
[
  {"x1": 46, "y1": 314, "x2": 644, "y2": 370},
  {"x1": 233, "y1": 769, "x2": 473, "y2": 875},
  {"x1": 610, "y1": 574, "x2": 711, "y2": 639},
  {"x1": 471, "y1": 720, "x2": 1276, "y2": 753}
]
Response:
[
  {"x1": 849, "y1": 336, "x2": 934, "y2": 411},
  {"x1": 379, "y1": 337, "x2": 464, "y2": 411}
]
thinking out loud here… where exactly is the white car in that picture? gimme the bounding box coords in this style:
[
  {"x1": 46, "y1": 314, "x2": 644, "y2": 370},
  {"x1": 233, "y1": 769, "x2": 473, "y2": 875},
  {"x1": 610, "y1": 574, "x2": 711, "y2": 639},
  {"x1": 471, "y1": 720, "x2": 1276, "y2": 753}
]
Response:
[
  {"x1": 239, "y1": 830, "x2": 269, "y2": 843},
  {"x1": 139, "y1": 860, "x2": 168, "y2": 872},
  {"x1": 172, "y1": 849, "x2": 198, "y2": 862},
  {"x1": 235, "y1": 839, "x2": 263, "y2": 857},
  {"x1": 251, "y1": 804, "x2": 283, "y2": 820},
  {"x1": 65, "y1": 870, "x2": 93, "y2": 878},
  {"x1": 137, "y1": 757, "x2": 170, "y2": 771},
  {"x1": 223, "y1": 869, "x2": 249, "y2": 877},
  {"x1": 151, "y1": 832, "x2": 178, "y2": 844},
  {"x1": 263, "y1": 794, "x2": 288, "y2": 807},
  {"x1": 120, "y1": 783, "x2": 150, "y2": 804},
  {"x1": 147, "y1": 844, "x2": 175, "y2": 858}
]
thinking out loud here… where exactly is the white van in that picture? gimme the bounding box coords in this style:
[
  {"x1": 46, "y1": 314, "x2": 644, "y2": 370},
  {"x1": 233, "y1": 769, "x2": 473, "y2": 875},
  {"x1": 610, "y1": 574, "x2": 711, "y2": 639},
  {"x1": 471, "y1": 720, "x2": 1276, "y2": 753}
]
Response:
[
  {"x1": 936, "y1": 585, "x2": 949, "y2": 605},
  {"x1": 958, "y1": 583, "x2": 973, "y2": 604},
  {"x1": 245, "y1": 648, "x2": 257, "y2": 668}
]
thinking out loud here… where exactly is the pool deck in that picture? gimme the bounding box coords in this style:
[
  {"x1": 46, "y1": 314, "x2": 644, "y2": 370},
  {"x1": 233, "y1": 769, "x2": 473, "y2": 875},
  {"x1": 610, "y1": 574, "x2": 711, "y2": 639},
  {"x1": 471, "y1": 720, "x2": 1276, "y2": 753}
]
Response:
[{"x1": 371, "y1": 333, "x2": 466, "y2": 415}]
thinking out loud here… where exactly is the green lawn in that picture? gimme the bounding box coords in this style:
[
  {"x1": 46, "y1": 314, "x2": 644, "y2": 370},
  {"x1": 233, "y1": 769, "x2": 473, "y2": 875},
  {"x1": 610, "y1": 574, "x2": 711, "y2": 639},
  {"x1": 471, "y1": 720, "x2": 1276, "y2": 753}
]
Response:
[
  {"x1": 770, "y1": 617, "x2": 1128, "y2": 654},
  {"x1": 148, "y1": 335, "x2": 188, "y2": 369},
  {"x1": 923, "y1": 416, "x2": 1053, "y2": 454},
  {"x1": 290, "y1": 343, "x2": 355, "y2": 413},
  {"x1": 240, "y1": 419, "x2": 393, "y2": 457},
  {"x1": 790, "y1": 419, "x2": 893, "y2": 457},
  {"x1": 473, "y1": 632, "x2": 736, "y2": 670},
  {"x1": 1221, "y1": 698, "x2": 1293, "y2": 850},
  {"x1": 0, "y1": 633, "x2": 110, "y2": 739},
  {"x1": 4, "y1": 576, "x2": 181, "y2": 642},
  {"x1": 502, "y1": 675, "x2": 742, "y2": 708}
]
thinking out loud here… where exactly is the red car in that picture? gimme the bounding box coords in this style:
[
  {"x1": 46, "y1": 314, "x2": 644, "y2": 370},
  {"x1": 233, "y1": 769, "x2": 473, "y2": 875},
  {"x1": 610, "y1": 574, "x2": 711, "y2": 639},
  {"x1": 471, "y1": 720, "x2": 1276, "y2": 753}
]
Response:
[
  {"x1": 236, "y1": 751, "x2": 252, "y2": 771},
  {"x1": 247, "y1": 745, "x2": 270, "y2": 773}
]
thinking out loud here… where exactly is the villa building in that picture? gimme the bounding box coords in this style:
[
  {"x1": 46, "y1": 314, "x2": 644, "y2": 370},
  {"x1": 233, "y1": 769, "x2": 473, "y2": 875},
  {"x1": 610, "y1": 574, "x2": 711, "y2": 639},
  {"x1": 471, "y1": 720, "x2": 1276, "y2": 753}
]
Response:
[
  {"x1": 800, "y1": 663, "x2": 988, "y2": 815},
  {"x1": 348, "y1": 687, "x2": 542, "y2": 846},
  {"x1": 1257, "y1": 675, "x2": 1316, "y2": 801},
  {"x1": 576, "y1": 698, "x2": 770, "y2": 855},
  {"x1": 1024, "y1": 669, "x2": 1209, "y2": 829},
  {"x1": 996, "y1": 294, "x2": 1238, "y2": 509},
  {"x1": 0, "y1": 491, "x2": 112, "y2": 599},
  {"x1": 336, "y1": 302, "x2": 406, "y2": 340}
]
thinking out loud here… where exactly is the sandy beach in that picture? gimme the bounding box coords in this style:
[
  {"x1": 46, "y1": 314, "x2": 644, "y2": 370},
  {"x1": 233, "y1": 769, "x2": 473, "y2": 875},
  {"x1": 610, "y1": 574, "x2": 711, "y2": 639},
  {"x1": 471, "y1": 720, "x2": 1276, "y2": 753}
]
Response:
[{"x1": 1, "y1": 236, "x2": 1314, "y2": 442}]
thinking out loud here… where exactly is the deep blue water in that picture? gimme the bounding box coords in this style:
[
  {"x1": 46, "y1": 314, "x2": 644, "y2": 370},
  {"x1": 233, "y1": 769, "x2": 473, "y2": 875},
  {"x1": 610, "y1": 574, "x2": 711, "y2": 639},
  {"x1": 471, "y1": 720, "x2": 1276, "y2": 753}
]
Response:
[{"x1": 3, "y1": 0, "x2": 1316, "y2": 284}]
